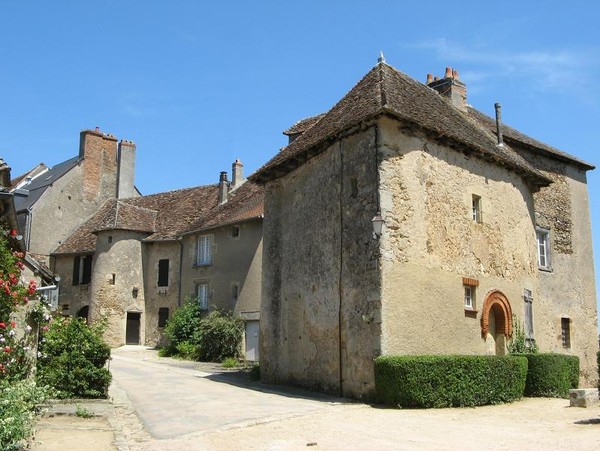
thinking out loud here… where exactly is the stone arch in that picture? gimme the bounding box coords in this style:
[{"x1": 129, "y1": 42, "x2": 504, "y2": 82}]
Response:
[{"x1": 481, "y1": 290, "x2": 513, "y2": 338}]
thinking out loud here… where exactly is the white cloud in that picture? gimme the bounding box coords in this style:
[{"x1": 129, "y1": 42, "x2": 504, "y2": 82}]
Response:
[{"x1": 410, "y1": 38, "x2": 598, "y2": 100}]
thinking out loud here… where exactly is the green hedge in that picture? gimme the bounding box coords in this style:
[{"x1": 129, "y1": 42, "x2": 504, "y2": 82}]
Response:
[
  {"x1": 375, "y1": 355, "x2": 528, "y2": 408},
  {"x1": 516, "y1": 353, "x2": 579, "y2": 398}
]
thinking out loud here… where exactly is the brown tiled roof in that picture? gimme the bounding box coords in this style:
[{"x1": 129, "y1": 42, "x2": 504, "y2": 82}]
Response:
[
  {"x1": 53, "y1": 184, "x2": 220, "y2": 254},
  {"x1": 466, "y1": 107, "x2": 594, "y2": 170},
  {"x1": 252, "y1": 62, "x2": 551, "y2": 186},
  {"x1": 182, "y1": 181, "x2": 264, "y2": 235},
  {"x1": 53, "y1": 180, "x2": 263, "y2": 254},
  {"x1": 283, "y1": 113, "x2": 325, "y2": 136}
]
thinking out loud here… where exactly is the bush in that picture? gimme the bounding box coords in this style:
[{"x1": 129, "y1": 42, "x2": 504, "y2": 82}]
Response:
[
  {"x1": 161, "y1": 301, "x2": 244, "y2": 363},
  {"x1": 374, "y1": 355, "x2": 528, "y2": 408},
  {"x1": 0, "y1": 379, "x2": 53, "y2": 450},
  {"x1": 163, "y1": 298, "x2": 203, "y2": 354},
  {"x1": 196, "y1": 309, "x2": 244, "y2": 362},
  {"x1": 36, "y1": 317, "x2": 112, "y2": 398},
  {"x1": 517, "y1": 353, "x2": 579, "y2": 398}
]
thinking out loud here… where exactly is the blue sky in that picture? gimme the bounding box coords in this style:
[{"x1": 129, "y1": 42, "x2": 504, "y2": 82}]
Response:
[{"x1": 2, "y1": 1, "x2": 600, "y2": 314}]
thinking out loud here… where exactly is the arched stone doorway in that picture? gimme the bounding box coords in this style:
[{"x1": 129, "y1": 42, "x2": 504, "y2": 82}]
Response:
[{"x1": 481, "y1": 290, "x2": 513, "y2": 356}]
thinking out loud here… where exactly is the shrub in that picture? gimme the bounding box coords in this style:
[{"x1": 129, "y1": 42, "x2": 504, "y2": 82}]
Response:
[
  {"x1": 518, "y1": 353, "x2": 579, "y2": 398},
  {"x1": 507, "y1": 316, "x2": 538, "y2": 354},
  {"x1": 163, "y1": 298, "x2": 203, "y2": 354},
  {"x1": 374, "y1": 355, "x2": 528, "y2": 408},
  {"x1": 196, "y1": 309, "x2": 244, "y2": 362},
  {"x1": 0, "y1": 379, "x2": 53, "y2": 450},
  {"x1": 175, "y1": 341, "x2": 200, "y2": 360},
  {"x1": 36, "y1": 317, "x2": 112, "y2": 398}
]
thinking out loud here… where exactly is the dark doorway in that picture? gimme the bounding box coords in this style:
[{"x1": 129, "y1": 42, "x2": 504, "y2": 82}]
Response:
[
  {"x1": 77, "y1": 306, "x2": 89, "y2": 323},
  {"x1": 126, "y1": 312, "x2": 141, "y2": 345}
]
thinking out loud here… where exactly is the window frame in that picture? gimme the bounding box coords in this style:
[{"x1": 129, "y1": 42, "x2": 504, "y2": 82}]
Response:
[
  {"x1": 196, "y1": 234, "x2": 213, "y2": 266},
  {"x1": 72, "y1": 255, "x2": 93, "y2": 286},
  {"x1": 561, "y1": 317, "x2": 571, "y2": 349},
  {"x1": 471, "y1": 194, "x2": 482, "y2": 223},
  {"x1": 158, "y1": 307, "x2": 169, "y2": 328},
  {"x1": 157, "y1": 259, "x2": 170, "y2": 287},
  {"x1": 464, "y1": 286, "x2": 474, "y2": 310},
  {"x1": 536, "y1": 227, "x2": 551, "y2": 270},
  {"x1": 197, "y1": 282, "x2": 209, "y2": 310}
]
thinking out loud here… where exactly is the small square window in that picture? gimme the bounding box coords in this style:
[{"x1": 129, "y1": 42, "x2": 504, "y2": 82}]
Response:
[
  {"x1": 472, "y1": 195, "x2": 482, "y2": 223},
  {"x1": 230, "y1": 226, "x2": 240, "y2": 239}
]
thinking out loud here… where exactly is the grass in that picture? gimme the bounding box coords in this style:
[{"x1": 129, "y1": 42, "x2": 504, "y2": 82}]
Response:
[{"x1": 75, "y1": 405, "x2": 94, "y2": 418}]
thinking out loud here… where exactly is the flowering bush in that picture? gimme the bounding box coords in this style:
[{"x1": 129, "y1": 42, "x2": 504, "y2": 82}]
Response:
[{"x1": 0, "y1": 230, "x2": 40, "y2": 382}]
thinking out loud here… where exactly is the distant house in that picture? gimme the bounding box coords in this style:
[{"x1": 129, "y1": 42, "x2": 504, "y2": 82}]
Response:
[
  {"x1": 253, "y1": 61, "x2": 598, "y2": 398},
  {"x1": 52, "y1": 160, "x2": 263, "y2": 357}
]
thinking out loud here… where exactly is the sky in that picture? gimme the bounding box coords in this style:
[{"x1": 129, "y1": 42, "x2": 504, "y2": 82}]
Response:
[{"x1": 1, "y1": 1, "x2": 600, "y2": 314}]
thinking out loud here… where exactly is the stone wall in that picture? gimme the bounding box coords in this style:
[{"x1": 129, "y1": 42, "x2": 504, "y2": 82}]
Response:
[
  {"x1": 51, "y1": 254, "x2": 92, "y2": 316},
  {"x1": 515, "y1": 146, "x2": 598, "y2": 387},
  {"x1": 377, "y1": 117, "x2": 538, "y2": 356},
  {"x1": 261, "y1": 125, "x2": 381, "y2": 398}
]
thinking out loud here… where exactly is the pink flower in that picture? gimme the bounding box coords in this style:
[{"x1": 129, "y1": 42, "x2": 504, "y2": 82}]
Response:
[
  {"x1": 4, "y1": 346, "x2": 11, "y2": 353},
  {"x1": 0, "y1": 322, "x2": 5, "y2": 329}
]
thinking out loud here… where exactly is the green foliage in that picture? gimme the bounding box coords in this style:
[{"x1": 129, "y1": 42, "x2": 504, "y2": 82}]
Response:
[
  {"x1": 506, "y1": 316, "x2": 538, "y2": 354},
  {"x1": 175, "y1": 341, "x2": 200, "y2": 360},
  {"x1": 518, "y1": 353, "x2": 579, "y2": 398},
  {"x1": 374, "y1": 355, "x2": 528, "y2": 408},
  {"x1": 36, "y1": 317, "x2": 112, "y2": 398},
  {"x1": 221, "y1": 357, "x2": 238, "y2": 368},
  {"x1": 0, "y1": 379, "x2": 53, "y2": 450},
  {"x1": 75, "y1": 405, "x2": 94, "y2": 418},
  {"x1": 163, "y1": 298, "x2": 203, "y2": 354},
  {"x1": 196, "y1": 309, "x2": 244, "y2": 362},
  {"x1": 162, "y1": 300, "x2": 244, "y2": 363}
]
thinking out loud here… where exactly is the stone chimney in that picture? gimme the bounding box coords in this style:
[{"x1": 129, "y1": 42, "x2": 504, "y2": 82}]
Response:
[
  {"x1": 218, "y1": 171, "x2": 229, "y2": 204},
  {"x1": 231, "y1": 159, "x2": 244, "y2": 189},
  {"x1": 0, "y1": 158, "x2": 11, "y2": 188},
  {"x1": 426, "y1": 67, "x2": 467, "y2": 111},
  {"x1": 117, "y1": 139, "x2": 137, "y2": 198},
  {"x1": 79, "y1": 127, "x2": 118, "y2": 201}
]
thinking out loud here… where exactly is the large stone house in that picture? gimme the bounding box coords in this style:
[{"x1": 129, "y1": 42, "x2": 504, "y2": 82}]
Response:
[{"x1": 253, "y1": 61, "x2": 598, "y2": 398}]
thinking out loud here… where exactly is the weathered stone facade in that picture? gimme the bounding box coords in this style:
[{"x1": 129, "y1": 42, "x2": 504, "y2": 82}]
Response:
[{"x1": 256, "y1": 61, "x2": 599, "y2": 399}]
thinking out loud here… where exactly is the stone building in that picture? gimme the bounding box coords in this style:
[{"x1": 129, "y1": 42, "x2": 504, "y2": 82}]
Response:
[
  {"x1": 253, "y1": 61, "x2": 598, "y2": 398},
  {"x1": 52, "y1": 161, "x2": 263, "y2": 356}
]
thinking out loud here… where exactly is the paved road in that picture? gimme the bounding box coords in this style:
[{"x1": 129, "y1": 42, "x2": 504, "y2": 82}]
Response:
[{"x1": 110, "y1": 346, "x2": 340, "y2": 440}]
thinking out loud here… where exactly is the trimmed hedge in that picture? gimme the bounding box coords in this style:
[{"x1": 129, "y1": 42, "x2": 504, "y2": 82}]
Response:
[
  {"x1": 375, "y1": 355, "x2": 528, "y2": 408},
  {"x1": 516, "y1": 353, "x2": 579, "y2": 398}
]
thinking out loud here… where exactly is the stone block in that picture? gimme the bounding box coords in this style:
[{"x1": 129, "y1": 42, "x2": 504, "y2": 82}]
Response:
[{"x1": 569, "y1": 388, "x2": 599, "y2": 408}]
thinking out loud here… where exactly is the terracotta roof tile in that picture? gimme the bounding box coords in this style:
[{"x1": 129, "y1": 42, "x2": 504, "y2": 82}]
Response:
[{"x1": 283, "y1": 113, "x2": 325, "y2": 135}]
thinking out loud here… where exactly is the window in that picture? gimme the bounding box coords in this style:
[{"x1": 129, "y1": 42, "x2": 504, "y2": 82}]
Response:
[
  {"x1": 158, "y1": 259, "x2": 169, "y2": 287},
  {"x1": 462, "y1": 277, "x2": 479, "y2": 310},
  {"x1": 110, "y1": 273, "x2": 116, "y2": 285},
  {"x1": 196, "y1": 235, "x2": 213, "y2": 266},
  {"x1": 523, "y1": 289, "x2": 535, "y2": 346},
  {"x1": 230, "y1": 225, "x2": 240, "y2": 239},
  {"x1": 464, "y1": 286, "x2": 474, "y2": 309},
  {"x1": 108, "y1": 236, "x2": 113, "y2": 244},
  {"x1": 561, "y1": 317, "x2": 571, "y2": 348},
  {"x1": 72, "y1": 255, "x2": 92, "y2": 285},
  {"x1": 197, "y1": 283, "x2": 209, "y2": 310},
  {"x1": 231, "y1": 282, "x2": 239, "y2": 303},
  {"x1": 472, "y1": 195, "x2": 482, "y2": 223},
  {"x1": 536, "y1": 228, "x2": 551, "y2": 269},
  {"x1": 158, "y1": 307, "x2": 169, "y2": 328}
]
